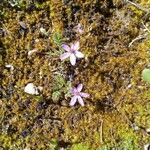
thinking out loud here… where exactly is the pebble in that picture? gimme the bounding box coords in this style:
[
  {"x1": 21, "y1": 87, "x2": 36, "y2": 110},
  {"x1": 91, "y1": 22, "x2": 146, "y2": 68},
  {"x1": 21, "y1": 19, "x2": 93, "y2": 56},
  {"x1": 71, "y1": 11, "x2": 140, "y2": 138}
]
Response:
[
  {"x1": 144, "y1": 144, "x2": 150, "y2": 150},
  {"x1": 28, "y1": 49, "x2": 38, "y2": 56},
  {"x1": 146, "y1": 128, "x2": 150, "y2": 134},
  {"x1": 40, "y1": 27, "x2": 47, "y2": 35},
  {"x1": 24, "y1": 83, "x2": 39, "y2": 95},
  {"x1": 5, "y1": 64, "x2": 14, "y2": 71}
]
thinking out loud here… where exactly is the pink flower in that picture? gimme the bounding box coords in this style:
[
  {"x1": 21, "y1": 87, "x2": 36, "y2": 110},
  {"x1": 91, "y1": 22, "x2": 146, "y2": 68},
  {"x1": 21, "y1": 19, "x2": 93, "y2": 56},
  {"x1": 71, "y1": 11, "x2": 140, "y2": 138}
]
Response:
[
  {"x1": 74, "y1": 24, "x2": 84, "y2": 34},
  {"x1": 70, "y1": 84, "x2": 90, "y2": 106},
  {"x1": 60, "y1": 41, "x2": 84, "y2": 66}
]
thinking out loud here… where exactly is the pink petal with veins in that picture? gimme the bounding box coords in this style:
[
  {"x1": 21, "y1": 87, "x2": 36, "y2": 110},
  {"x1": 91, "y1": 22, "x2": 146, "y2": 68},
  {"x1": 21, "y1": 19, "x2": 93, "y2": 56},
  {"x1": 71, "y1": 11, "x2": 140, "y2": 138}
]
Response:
[
  {"x1": 75, "y1": 51, "x2": 84, "y2": 58},
  {"x1": 77, "y1": 96, "x2": 84, "y2": 106},
  {"x1": 80, "y1": 92, "x2": 90, "y2": 98},
  {"x1": 70, "y1": 43, "x2": 74, "y2": 50},
  {"x1": 78, "y1": 28, "x2": 84, "y2": 34},
  {"x1": 77, "y1": 84, "x2": 83, "y2": 92},
  {"x1": 74, "y1": 24, "x2": 84, "y2": 34},
  {"x1": 71, "y1": 87, "x2": 77, "y2": 94},
  {"x1": 70, "y1": 54, "x2": 76, "y2": 66},
  {"x1": 73, "y1": 41, "x2": 80, "y2": 50},
  {"x1": 70, "y1": 96, "x2": 77, "y2": 106},
  {"x1": 60, "y1": 52, "x2": 70, "y2": 60},
  {"x1": 62, "y1": 44, "x2": 71, "y2": 51}
]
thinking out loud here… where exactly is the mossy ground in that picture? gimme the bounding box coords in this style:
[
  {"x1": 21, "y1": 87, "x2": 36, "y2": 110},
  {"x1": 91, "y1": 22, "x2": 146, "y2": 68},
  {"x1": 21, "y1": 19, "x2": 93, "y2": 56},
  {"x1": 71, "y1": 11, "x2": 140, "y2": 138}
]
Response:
[{"x1": 0, "y1": 0, "x2": 150, "y2": 149}]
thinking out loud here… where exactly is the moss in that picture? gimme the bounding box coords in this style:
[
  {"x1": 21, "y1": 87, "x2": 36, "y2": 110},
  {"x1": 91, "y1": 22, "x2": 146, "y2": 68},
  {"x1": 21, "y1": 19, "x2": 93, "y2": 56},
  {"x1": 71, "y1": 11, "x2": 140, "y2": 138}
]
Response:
[
  {"x1": 50, "y1": 0, "x2": 64, "y2": 33},
  {"x1": 72, "y1": 143, "x2": 90, "y2": 150},
  {"x1": 1, "y1": 0, "x2": 150, "y2": 149}
]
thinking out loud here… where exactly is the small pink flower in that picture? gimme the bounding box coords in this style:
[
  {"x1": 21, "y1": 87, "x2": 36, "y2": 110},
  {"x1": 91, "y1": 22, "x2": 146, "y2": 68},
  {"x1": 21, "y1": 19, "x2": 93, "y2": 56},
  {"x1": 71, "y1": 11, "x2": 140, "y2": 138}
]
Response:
[
  {"x1": 60, "y1": 41, "x2": 84, "y2": 66},
  {"x1": 74, "y1": 24, "x2": 84, "y2": 34},
  {"x1": 70, "y1": 84, "x2": 90, "y2": 106}
]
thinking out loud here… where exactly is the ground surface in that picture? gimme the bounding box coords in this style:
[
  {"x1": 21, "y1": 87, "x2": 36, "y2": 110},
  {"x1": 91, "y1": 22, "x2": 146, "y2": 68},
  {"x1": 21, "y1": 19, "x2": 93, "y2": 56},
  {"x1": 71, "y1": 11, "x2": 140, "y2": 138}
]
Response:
[{"x1": 0, "y1": 0, "x2": 150, "y2": 149}]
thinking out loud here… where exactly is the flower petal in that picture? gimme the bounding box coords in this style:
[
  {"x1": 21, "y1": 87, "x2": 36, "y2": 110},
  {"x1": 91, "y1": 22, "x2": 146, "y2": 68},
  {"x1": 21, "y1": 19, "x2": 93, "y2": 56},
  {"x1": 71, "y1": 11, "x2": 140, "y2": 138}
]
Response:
[
  {"x1": 75, "y1": 51, "x2": 84, "y2": 58},
  {"x1": 70, "y1": 43, "x2": 75, "y2": 51},
  {"x1": 77, "y1": 84, "x2": 83, "y2": 92},
  {"x1": 71, "y1": 87, "x2": 77, "y2": 95},
  {"x1": 77, "y1": 96, "x2": 84, "y2": 106},
  {"x1": 74, "y1": 24, "x2": 84, "y2": 34},
  {"x1": 73, "y1": 41, "x2": 80, "y2": 50},
  {"x1": 62, "y1": 44, "x2": 70, "y2": 51},
  {"x1": 78, "y1": 28, "x2": 84, "y2": 34},
  {"x1": 60, "y1": 52, "x2": 70, "y2": 60},
  {"x1": 80, "y1": 92, "x2": 90, "y2": 98},
  {"x1": 70, "y1": 54, "x2": 76, "y2": 66},
  {"x1": 70, "y1": 96, "x2": 77, "y2": 106}
]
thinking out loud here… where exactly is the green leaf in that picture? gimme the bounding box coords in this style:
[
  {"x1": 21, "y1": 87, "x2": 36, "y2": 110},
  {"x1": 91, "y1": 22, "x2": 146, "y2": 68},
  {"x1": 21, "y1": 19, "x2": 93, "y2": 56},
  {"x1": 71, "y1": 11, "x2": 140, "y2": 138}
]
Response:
[
  {"x1": 52, "y1": 91, "x2": 61, "y2": 103},
  {"x1": 142, "y1": 68, "x2": 150, "y2": 83},
  {"x1": 64, "y1": 81, "x2": 72, "y2": 98},
  {"x1": 50, "y1": 139, "x2": 58, "y2": 150},
  {"x1": 72, "y1": 143, "x2": 89, "y2": 150},
  {"x1": 53, "y1": 32, "x2": 62, "y2": 46},
  {"x1": 53, "y1": 74, "x2": 66, "y2": 90}
]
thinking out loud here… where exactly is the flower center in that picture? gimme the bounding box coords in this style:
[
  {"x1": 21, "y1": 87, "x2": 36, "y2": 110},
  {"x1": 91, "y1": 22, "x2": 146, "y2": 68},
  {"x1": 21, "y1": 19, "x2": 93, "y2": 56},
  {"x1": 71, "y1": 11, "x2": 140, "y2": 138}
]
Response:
[
  {"x1": 70, "y1": 49, "x2": 76, "y2": 54},
  {"x1": 74, "y1": 91, "x2": 80, "y2": 96}
]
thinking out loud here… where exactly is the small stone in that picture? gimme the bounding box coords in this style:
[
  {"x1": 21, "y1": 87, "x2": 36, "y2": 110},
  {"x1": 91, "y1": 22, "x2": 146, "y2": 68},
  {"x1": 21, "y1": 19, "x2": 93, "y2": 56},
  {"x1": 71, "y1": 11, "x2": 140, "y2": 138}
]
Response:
[
  {"x1": 24, "y1": 83, "x2": 39, "y2": 95},
  {"x1": 28, "y1": 49, "x2": 38, "y2": 56},
  {"x1": 127, "y1": 84, "x2": 132, "y2": 89},
  {"x1": 5, "y1": 64, "x2": 14, "y2": 71},
  {"x1": 40, "y1": 27, "x2": 47, "y2": 35},
  {"x1": 38, "y1": 86, "x2": 43, "y2": 91},
  {"x1": 131, "y1": 123, "x2": 139, "y2": 131},
  {"x1": 144, "y1": 144, "x2": 150, "y2": 150},
  {"x1": 146, "y1": 128, "x2": 150, "y2": 134},
  {"x1": 35, "y1": 39, "x2": 39, "y2": 43}
]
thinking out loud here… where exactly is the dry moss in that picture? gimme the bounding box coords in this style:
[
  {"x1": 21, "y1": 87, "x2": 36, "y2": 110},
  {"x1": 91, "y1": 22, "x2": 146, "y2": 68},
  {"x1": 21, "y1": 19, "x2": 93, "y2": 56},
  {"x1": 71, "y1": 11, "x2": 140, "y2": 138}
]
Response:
[{"x1": 1, "y1": 0, "x2": 150, "y2": 149}]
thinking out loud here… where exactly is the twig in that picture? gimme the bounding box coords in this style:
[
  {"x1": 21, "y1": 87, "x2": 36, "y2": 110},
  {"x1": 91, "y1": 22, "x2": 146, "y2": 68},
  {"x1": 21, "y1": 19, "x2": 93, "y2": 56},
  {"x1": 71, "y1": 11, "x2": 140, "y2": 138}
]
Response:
[
  {"x1": 128, "y1": 34, "x2": 148, "y2": 47},
  {"x1": 99, "y1": 120, "x2": 103, "y2": 144},
  {"x1": 129, "y1": 22, "x2": 150, "y2": 47},
  {"x1": 125, "y1": 0, "x2": 149, "y2": 13},
  {"x1": 142, "y1": 12, "x2": 150, "y2": 22},
  {"x1": 142, "y1": 21, "x2": 150, "y2": 33}
]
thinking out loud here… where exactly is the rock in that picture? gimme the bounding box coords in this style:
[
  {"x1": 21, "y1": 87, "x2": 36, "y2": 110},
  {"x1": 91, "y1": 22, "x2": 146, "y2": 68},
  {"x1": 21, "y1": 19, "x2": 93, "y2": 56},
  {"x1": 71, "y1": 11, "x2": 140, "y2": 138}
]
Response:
[
  {"x1": 40, "y1": 27, "x2": 47, "y2": 35},
  {"x1": 28, "y1": 49, "x2": 38, "y2": 56},
  {"x1": 5, "y1": 64, "x2": 14, "y2": 71},
  {"x1": 144, "y1": 144, "x2": 150, "y2": 150},
  {"x1": 24, "y1": 83, "x2": 39, "y2": 95},
  {"x1": 38, "y1": 86, "x2": 43, "y2": 92},
  {"x1": 146, "y1": 128, "x2": 150, "y2": 134}
]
